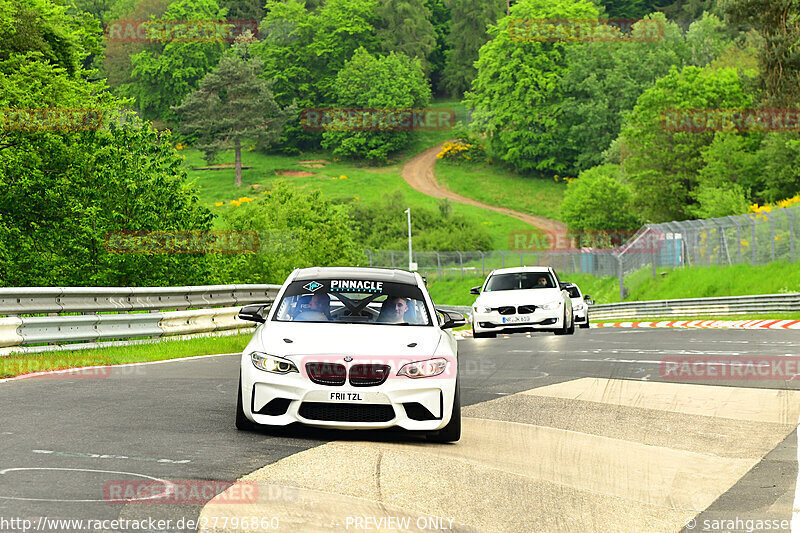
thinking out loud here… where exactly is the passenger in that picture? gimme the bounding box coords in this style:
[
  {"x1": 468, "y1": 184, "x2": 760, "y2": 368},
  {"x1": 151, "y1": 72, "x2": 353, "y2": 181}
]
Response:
[{"x1": 377, "y1": 296, "x2": 408, "y2": 323}]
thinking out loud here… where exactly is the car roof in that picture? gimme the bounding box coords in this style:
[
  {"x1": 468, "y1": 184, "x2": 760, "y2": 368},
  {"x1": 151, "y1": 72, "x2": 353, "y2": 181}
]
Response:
[
  {"x1": 292, "y1": 267, "x2": 419, "y2": 285},
  {"x1": 488, "y1": 266, "x2": 553, "y2": 275}
]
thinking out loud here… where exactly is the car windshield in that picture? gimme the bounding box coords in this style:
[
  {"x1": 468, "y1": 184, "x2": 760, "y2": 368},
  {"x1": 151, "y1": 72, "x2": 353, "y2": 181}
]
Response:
[
  {"x1": 565, "y1": 286, "x2": 581, "y2": 299},
  {"x1": 273, "y1": 279, "x2": 431, "y2": 325},
  {"x1": 484, "y1": 272, "x2": 556, "y2": 291}
]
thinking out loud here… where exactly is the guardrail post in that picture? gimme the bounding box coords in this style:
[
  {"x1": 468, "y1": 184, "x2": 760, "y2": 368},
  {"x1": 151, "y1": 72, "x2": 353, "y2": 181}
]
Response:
[
  {"x1": 764, "y1": 212, "x2": 775, "y2": 262},
  {"x1": 480, "y1": 251, "x2": 485, "y2": 276},
  {"x1": 617, "y1": 254, "x2": 625, "y2": 301},
  {"x1": 519, "y1": 250, "x2": 523, "y2": 266},
  {"x1": 457, "y1": 251, "x2": 464, "y2": 277},
  {"x1": 435, "y1": 251, "x2": 441, "y2": 276}
]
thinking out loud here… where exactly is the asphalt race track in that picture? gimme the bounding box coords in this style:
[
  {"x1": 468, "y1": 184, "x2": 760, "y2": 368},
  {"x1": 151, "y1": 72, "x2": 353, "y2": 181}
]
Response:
[{"x1": 2, "y1": 328, "x2": 800, "y2": 533}]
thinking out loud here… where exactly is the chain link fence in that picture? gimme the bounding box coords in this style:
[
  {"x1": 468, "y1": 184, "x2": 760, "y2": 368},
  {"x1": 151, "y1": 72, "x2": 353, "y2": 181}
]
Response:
[{"x1": 362, "y1": 205, "x2": 800, "y2": 300}]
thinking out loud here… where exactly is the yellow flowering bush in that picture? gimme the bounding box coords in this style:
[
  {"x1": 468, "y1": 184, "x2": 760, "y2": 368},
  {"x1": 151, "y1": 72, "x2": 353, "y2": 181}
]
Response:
[
  {"x1": 436, "y1": 140, "x2": 485, "y2": 162},
  {"x1": 238, "y1": 196, "x2": 254, "y2": 203},
  {"x1": 214, "y1": 201, "x2": 223, "y2": 207}
]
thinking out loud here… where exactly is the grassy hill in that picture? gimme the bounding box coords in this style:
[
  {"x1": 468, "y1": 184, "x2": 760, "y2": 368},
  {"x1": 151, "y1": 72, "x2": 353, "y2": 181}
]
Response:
[{"x1": 427, "y1": 262, "x2": 800, "y2": 306}]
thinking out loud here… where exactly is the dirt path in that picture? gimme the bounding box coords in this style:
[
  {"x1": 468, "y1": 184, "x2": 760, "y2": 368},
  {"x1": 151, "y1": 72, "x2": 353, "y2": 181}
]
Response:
[{"x1": 401, "y1": 142, "x2": 567, "y2": 233}]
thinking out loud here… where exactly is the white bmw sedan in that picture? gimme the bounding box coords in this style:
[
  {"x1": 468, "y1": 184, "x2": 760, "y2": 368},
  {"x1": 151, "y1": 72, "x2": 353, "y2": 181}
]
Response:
[
  {"x1": 470, "y1": 266, "x2": 574, "y2": 338},
  {"x1": 235, "y1": 267, "x2": 465, "y2": 442}
]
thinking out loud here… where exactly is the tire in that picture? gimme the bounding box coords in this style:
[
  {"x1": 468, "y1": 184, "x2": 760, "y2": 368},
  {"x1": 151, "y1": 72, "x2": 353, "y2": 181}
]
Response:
[
  {"x1": 566, "y1": 314, "x2": 575, "y2": 335},
  {"x1": 472, "y1": 321, "x2": 496, "y2": 339},
  {"x1": 554, "y1": 311, "x2": 569, "y2": 335},
  {"x1": 428, "y1": 381, "x2": 461, "y2": 443},
  {"x1": 579, "y1": 319, "x2": 590, "y2": 329},
  {"x1": 235, "y1": 373, "x2": 256, "y2": 431}
]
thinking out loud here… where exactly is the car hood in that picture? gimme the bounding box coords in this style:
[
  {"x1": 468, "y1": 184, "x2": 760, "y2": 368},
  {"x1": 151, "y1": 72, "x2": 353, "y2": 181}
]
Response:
[
  {"x1": 475, "y1": 288, "x2": 563, "y2": 307},
  {"x1": 256, "y1": 322, "x2": 443, "y2": 358}
]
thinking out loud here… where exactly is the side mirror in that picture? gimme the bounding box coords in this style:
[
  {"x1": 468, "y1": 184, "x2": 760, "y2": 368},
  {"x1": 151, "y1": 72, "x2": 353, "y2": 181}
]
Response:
[
  {"x1": 437, "y1": 309, "x2": 467, "y2": 329},
  {"x1": 584, "y1": 295, "x2": 594, "y2": 305},
  {"x1": 470, "y1": 286, "x2": 481, "y2": 295},
  {"x1": 238, "y1": 304, "x2": 267, "y2": 323}
]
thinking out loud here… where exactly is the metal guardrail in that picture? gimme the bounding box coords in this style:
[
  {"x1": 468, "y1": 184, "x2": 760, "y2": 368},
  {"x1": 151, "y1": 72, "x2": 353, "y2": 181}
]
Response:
[
  {"x1": 0, "y1": 285, "x2": 281, "y2": 353},
  {"x1": 588, "y1": 293, "x2": 800, "y2": 320}
]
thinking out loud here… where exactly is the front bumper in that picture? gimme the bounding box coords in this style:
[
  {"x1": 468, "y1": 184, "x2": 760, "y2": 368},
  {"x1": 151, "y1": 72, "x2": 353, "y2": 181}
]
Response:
[
  {"x1": 573, "y1": 309, "x2": 588, "y2": 323},
  {"x1": 241, "y1": 355, "x2": 457, "y2": 431},
  {"x1": 472, "y1": 308, "x2": 562, "y2": 333}
]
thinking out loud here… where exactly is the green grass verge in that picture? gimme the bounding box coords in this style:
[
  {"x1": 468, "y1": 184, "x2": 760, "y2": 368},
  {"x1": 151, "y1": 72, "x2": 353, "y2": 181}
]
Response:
[
  {"x1": 427, "y1": 261, "x2": 800, "y2": 306},
  {"x1": 182, "y1": 148, "x2": 537, "y2": 250},
  {"x1": 592, "y1": 313, "x2": 800, "y2": 322},
  {"x1": 0, "y1": 333, "x2": 251, "y2": 379},
  {"x1": 436, "y1": 160, "x2": 566, "y2": 222}
]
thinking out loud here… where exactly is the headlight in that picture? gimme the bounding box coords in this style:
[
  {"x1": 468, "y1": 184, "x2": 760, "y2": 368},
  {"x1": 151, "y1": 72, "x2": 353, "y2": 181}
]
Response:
[
  {"x1": 473, "y1": 306, "x2": 492, "y2": 313},
  {"x1": 250, "y1": 352, "x2": 298, "y2": 374},
  {"x1": 397, "y1": 358, "x2": 449, "y2": 379},
  {"x1": 572, "y1": 303, "x2": 584, "y2": 310},
  {"x1": 540, "y1": 301, "x2": 560, "y2": 310}
]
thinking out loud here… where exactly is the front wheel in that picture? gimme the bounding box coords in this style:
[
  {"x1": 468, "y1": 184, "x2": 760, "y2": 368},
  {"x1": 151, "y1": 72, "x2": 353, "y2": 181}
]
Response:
[
  {"x1": 554, "y1": 311, "x2": 569, "y2": 335},
  {"x1": 472, "y1": 321, "x2": 496, "y2": 339},
  {"x1": 428, "y1": 381, "x2": 461, "y2": 443},
  {"x1": 566, "y1": 314, "x2": 575, "y2": 335},
  {"x1": 235, "y1": 373, "x2": 256, "y2": 431}
]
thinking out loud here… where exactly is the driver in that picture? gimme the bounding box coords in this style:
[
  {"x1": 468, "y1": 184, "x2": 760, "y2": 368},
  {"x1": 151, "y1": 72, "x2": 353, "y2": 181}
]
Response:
[{"x1": 537, "y1": 276, "x2": 549, "y2": 287}]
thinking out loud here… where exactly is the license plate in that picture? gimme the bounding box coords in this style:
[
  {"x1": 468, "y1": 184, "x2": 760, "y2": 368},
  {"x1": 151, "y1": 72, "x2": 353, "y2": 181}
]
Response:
[
  {"x1": 328, "y1": 392, "x2": 365, "y2": 402},
  {"x1": 502, "y1": 315, "x2": 532, "y2": 324}
]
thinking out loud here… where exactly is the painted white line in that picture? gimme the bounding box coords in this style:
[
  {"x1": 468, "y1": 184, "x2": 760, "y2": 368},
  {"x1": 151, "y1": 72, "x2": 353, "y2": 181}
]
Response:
[
  {"x1": 0, "y1": 467, "x2": 173, "y2": 502},
  {"x1": 0, "y1": 352, "x2": 240, "y2": 385}
]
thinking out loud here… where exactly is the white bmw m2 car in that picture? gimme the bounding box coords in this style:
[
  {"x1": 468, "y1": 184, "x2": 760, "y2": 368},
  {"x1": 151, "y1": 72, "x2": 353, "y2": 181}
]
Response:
[{"x1": 235, "y1": 267, "x2": 466, "y2": 442}]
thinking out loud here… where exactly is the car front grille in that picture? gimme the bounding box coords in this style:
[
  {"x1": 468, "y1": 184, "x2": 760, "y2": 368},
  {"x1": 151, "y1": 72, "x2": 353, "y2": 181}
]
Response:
[
  {"x1": 497, "y1": 306, "x2": 516, "y2": 315},
  {"x1": 298, "y1": 402, "x2": 395, "y2": 422},
  {"x1": 348, "y1": 364, "x2": 391, "y2": 387},
  {"x1": 305, "y1": 362, "x2": 347, "y2": 386},
  {"x1": 517, "y1": 305, "x2": 536, "y2": 314}
]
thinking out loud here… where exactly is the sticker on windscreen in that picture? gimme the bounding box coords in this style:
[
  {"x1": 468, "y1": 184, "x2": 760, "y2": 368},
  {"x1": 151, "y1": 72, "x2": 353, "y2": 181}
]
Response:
[
  {"x1": 303, "y1": 281, "x2": 324, "y2": 292},
  {"x1": 330, "y1": 280, "x2": 384, "y2": 293}
]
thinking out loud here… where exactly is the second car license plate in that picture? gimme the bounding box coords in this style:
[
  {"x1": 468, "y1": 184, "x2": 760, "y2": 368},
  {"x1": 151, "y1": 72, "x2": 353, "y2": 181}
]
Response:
[
  {"x1": 502, "y1": 315, "x2": 532, "y2": 324},
  {"x1": 329, "y1": 392, "x2": 365, "y2": 402}
]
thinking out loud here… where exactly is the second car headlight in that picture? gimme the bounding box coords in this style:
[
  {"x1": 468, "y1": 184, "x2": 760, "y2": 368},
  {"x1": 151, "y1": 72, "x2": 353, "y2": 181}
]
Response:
[
  {"x1": 397, "y1": 358, "x2": 449, "y2": 378},
  {"x1": 473, "y1": 306, "x2": 492, "y2": 313},
  {"x1": 540, "y1": 301, "x2": 561, "y2": 310},
  {"x1": 251, "y1": 352, "x2": 298, "y2": 374}
]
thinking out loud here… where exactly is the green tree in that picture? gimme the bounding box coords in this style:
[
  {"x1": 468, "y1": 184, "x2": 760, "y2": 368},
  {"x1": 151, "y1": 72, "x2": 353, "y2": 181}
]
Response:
[
  {"x1": 441, "y1": 0, "x2": 505, "y2": 97},
  {"x1": 465, "y1": 0, "x2": 600, "y2": 174},
  {"x1": 559, "y1": 13, "x2": 690, "y2": 174},
  {"x1": 376, "y1": 0, "x2": 436, "y2": 72},
  {"x1": 755, "y1": 133, "x2": 800, "y2": 203},
  {"x1": 424, "y1": 0, "x2": 450, "y2": 93},
  {"x1": 223, "y1": 182, "x2": 360, "y2": 284},
  {"x1": 721, "y1": 0, "x2": 800, "y2": 107},
  {"x1": 560, "y1": 164, "x2": 641, "y2": 232},
  {"x1": 321, "y1": 47, "x2": 431, "y2": 162},
  {"x1": 252, "y1": 0, "x2": 380, "y2": 150},
  {"x1": 122, "y1": 0, "x2": 228, "y2": 126},
  {"x1": 174, "y1": 36, "x2": 295, "y2": 186},
  {"x1": 618, "y1": 66, "x2": 754, "y2": 221}
]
